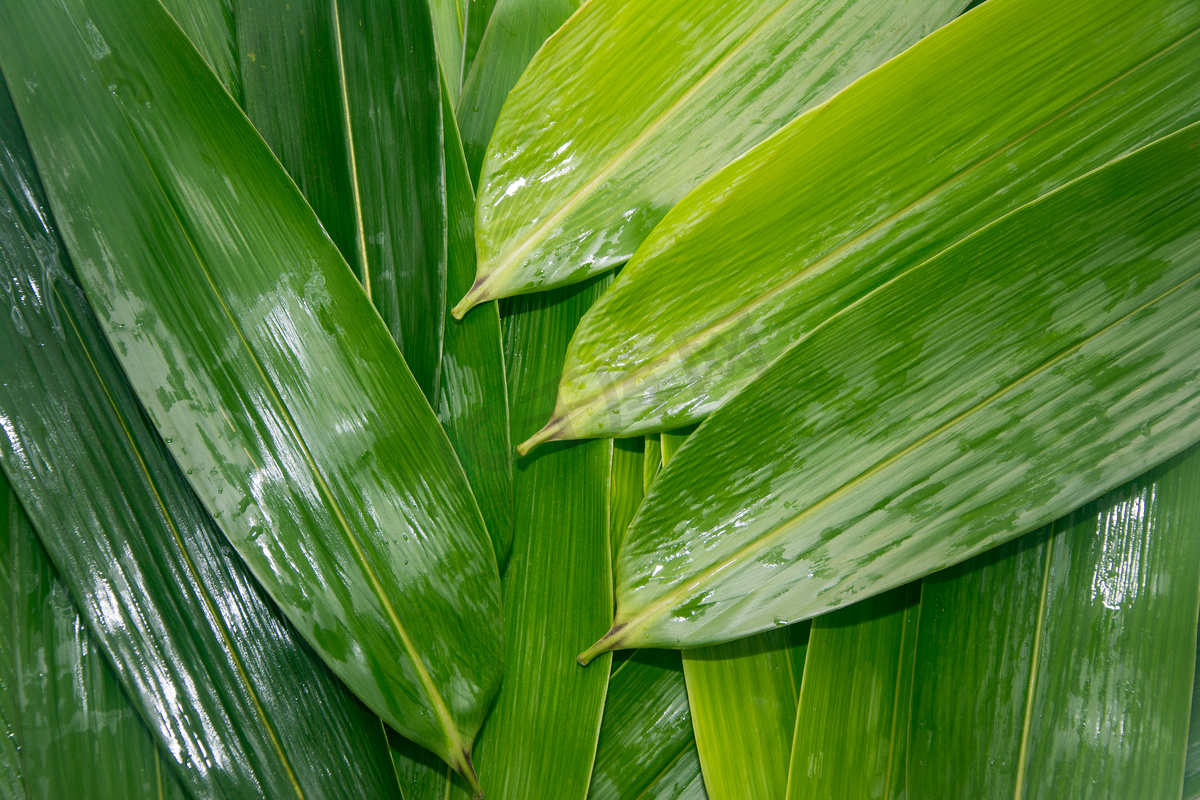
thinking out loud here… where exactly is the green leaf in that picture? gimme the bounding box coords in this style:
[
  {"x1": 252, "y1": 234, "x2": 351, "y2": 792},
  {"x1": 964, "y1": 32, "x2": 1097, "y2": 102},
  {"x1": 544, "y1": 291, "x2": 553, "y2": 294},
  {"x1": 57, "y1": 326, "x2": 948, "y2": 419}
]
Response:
[
  {"x1": 908, "y1": 445, "x2": 1200, "y2": 799},
  {"x1": 455, "y1": 0, "x2": 582, "y2": 183},
  {"x1": 159, "y1": 0, "x2": 242, "y2": 103},
  {"x1": 785, "y1": 585, "x2": 919, "y2": 800},
  {"x1": 5, "y1": 484, "x2": 188, "y2": 800},
  {"x1": 539, "y1": 0, "x2": 1200, "y2": 444},
  {"x1": 0, "y1": 78, "x2": 404, "y2": 799},
  {"x1": 610, "y1": 438, "x2": 646, "y2": 565},
  {"x1": 450, "y1": 281, "x2": 614, "y2": 800},
  {"x1": 462, "y1": 0, "x2": 496, "y2": 83},
  {"x1": 590, "y1": 649, "x2": 705, "y2": 800},
  {"x1": 459, "y1": 0, "x2": 965, "y2": 315},
  {"x1": 683, "y1": 626, "x2": 807, "y2": 800},
  {"x1": 580, "y1": 120, "x2": 1200, "y2": 657},
  {"x1": 0, "y1": 487, "x2": 24, "y2": 800},
  {"x1": 428, "y1": 0, "x2": 469, "y2": 104},
  {"x1": 0, "y1": 0, "x2": 500, "y2": 781},
  {"x1": 1186, "y1": 624, "x2": 1200, "y2": 800}
]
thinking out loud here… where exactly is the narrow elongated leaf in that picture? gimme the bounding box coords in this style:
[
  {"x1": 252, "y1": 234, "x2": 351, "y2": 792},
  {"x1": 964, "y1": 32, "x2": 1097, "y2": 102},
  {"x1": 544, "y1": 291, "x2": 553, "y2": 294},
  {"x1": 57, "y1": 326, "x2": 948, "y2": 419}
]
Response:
[
  {"x1": 581, "y1": 122, "x2": 1200, "y2": 657},
  {"x1": 6, "y1": 487, "x2": 187, "y2": 800},
  {"x1": 0, "y1": 0, "x2": 500, "y2": 780},
  {"x1": 539, "y1": 0, "x2": 1200, "y2": 444},
  {"x1": 462, "y1": 0, "x2": 495, "y2": 82},
  {"x1": 683, "y1": 626, "x2": 807, "y2": 800},
  {"x1": 429, "y1": 0, "x2": 469, "y2": 104},
  {"x1": 785, "y1": 585, "x2": 920, "y2": 800},
  {"x1": 590, "y1": 649, "x2": 704, "y2": 800},
  {"x1": 909, "y1": 445, "x2": 1200, "y2": 799},
  {"x1": 1187, "y1": 626, "x2": 1200, "y2": 799},
  {"x1": 0, "y1": 79, "x2": 405, "y2": 799},
  {"x1": 0, "y1": 487, "x2": 24, "y2": 800},
  {"x1": 610, "y1": 438, "x2": 645, "y2": 565},
  {"x1": 447, "y1": 280, "x2": 613, "y2": 800},
  {"x1": 159, "y1": 0, "x2": 241, "y2": 103},
  {"x1": 455, "y1": 0, "x2": 581, "y2": 183},
  {"x1": 459, "y1": 0, "x2": 964, "y2": 314}
]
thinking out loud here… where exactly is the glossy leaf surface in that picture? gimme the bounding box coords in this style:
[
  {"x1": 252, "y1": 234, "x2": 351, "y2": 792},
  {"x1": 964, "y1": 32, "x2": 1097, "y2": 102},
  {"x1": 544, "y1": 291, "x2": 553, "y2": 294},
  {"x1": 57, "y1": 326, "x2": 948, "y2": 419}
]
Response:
[
  {"x1": 0, "y1": 0, "x2": 500, "y2": 778},
  {"x1": 1187, "y1": 628, "x2": 1200, "y2": 800},
  {"x1": 545, "y1": 0, "x2": 1200, "y2": 443},
  {"x1": 429, "y1": 0, "x2": 469, "y2": 103},
  {"x1": 159, "y1": 0, "x2": 241, "y2": 102},
  {"x1": 456, "y1": 0, "x2": 581, "y2": 183},
  {"x1": 785, "y1": 585, "x2": 919, "y2": 800},
  {"x1": 448, "y1": 281, "x2": 614, "y2": 800},
  {"x1": 6, "y1": 487, "x2": 187, "y2": 800},
  {"x1": 582, "y1": 122, "x2": 1200, "y2": 655},
  {"x1": 590, "y1": 649, "x2": 704, "y2": 800},
  {"x1": 461, "y1": 0, "x2": 963, "y2": 313},
  {"x1": 0, "y1": 78, "x2": 405, "y2": 799},
  {"x1": 609, "y1": 438, "x2": 645, "y2": 565},
  {"x1": 683, "y1": 626, "x2": 807, "y2": 800},
  {"x1": 908, "y1": 445, "x2": 1200, "y2": 799}
]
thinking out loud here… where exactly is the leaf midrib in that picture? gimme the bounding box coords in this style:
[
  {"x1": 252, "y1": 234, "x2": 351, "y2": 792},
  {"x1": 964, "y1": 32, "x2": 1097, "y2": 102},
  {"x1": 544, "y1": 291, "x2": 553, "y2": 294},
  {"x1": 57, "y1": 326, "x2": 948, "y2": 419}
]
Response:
[
  {"x1": 1012, "y1": 533, "x2": 1055, "y2": 800},
  {"x1": 553, "y1": 26, "x2": 1200, "y2": 435},
  {"x1": 617, "y1": 270, "x2": 1200, "y2": 641}
]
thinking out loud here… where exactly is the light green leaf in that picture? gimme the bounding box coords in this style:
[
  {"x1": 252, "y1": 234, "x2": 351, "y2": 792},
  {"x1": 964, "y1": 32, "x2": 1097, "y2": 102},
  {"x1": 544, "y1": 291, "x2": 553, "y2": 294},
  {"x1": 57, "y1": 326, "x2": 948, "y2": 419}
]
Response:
[
  {"x1": 429, "y1": 0, "x2": 469, "y2": 104},
  {"x1": 909, "y1": 445, "x2": 1200, "y2": 799},
  {"x1": 0, "y1": 0, "x2": 500, "y2": 781},
  {"x1": 785, "y1": 585, "x2": 919, "y2": 800},
  {"x1": 0, "y1": 78, "x2": 405, "y2": 799},
  {"x1": 684, "y1": 626, "x2": 808, "y2": 800},
  {"x1": 460, "y1": 0, "x2": 964, "y2": 315},
  {"x1": 455, "y1": 0, "x2": 581, "y2": 183},
  {"x1": 590, "y1": 649, "x2": 705, "y2": 800},
  {"x1": 447, "y1": 280, "x2": 613, "y2": 800},
  {"x1": 610, "y1": 438, "x2": 646, "y2": 565},
  {"x1": 540, "y1": 0, "x2": 1200, "y2": 444},
  {"x1": 580, "y1": 121, "x2": 1200, "y2": 656},
  {"x1": 5, "y1": 484, "x2": 188, "y2": 800}
]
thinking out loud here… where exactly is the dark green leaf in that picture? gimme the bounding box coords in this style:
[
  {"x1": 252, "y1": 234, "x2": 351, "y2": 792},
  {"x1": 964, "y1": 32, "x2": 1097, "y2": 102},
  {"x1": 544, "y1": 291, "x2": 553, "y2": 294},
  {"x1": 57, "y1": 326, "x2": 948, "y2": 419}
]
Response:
[
  {"x1": 544, "y1": 0, "x2": 1200, "y2": 443},
  {"x1": 159, "y1": 0, "x2": 241, "y2": 103},
  {"x1": 461, "y1": 0, "x2": 964, "y2": 314},
  {"x1": 610, "y1": 438, "x2": 645, "y2": 565},
  {"x1": 583, "y1": 121, "x2": 1200, "y2": 655},
  {"x1": 909, "y1": 445, "x2": 1200, "y2": 799},
  {"x1": 0, "y1": 0, "x2": 499, "y2": 780},
  {"x1": 0, "y1": 76, "x2": 404, "y2": 799}
]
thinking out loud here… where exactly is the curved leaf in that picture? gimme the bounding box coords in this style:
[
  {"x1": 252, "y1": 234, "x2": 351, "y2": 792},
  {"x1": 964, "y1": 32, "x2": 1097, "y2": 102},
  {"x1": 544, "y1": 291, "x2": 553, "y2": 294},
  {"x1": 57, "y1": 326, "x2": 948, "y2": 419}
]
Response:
[
  {"x1": 459, "y1": 0, "x2": 964, "y2": 314},
  {"x1": 456, "y1": 0, "x2": 581, "y2": 183},
  {"x1": 580, "y1": 121, "x2": 1200, "y2": 656},
  {"x1": 908, "y1": 445, "x2": 1200, "y2": 799},
  {"x1": 0, "y1": 0, "x2": 501, "y2": 781},
  {"x1": 0, "y1": 77, "x2": 404, "y2": 799},
  {"x1": 5, "y1": 485, "x2": 188, "y2": 800},
  {"x1": 538, "y1": 0, "x2": 1200, "y2": 445}
]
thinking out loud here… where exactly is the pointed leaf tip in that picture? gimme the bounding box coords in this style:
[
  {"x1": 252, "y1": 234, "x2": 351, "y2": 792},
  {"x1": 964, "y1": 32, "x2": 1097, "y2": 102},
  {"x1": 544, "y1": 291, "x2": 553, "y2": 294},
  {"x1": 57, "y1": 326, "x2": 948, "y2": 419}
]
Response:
[
  {"x1": 516, "y1": 417, "x2": 568, "y2": 456},
  {"x1": 578, "y1": 623, "x2": 627, "y2": 665},
  {"x1": 452, "y1": 276, "x2": 494, "y2": 320}
]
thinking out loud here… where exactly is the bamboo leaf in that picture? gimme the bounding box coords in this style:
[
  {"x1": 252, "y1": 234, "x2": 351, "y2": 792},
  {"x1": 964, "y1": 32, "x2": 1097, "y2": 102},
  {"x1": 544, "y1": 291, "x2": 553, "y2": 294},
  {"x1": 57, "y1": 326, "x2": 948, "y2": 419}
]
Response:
[
  {"x1": 908, "y1": 445, "x2": 1200, "y2": 799},
  {"x1": 580, "y1": 121, "x2": 1200, "y2": 656},
  {"x1": 683, "y1": 626, "x2": 808, "y2": 800},
  {"x1": 0, "y1": 79, "x2": 405, "y2": 799},
  {"x1": 455, "y1": 0, "x2": 581, "y2": 183},
  {"x1": 539, "y1": 0, "x2": 1200, "y2": 444},
  {"x1": 459, "y1": 0, "x2": 965, "y2": 315},
  {"x1": 0, "y1": 0, "x2": 500, "y2": 781},
  {"x1": 784, "y1": 585, "x2": 919, "y2": 800},
  {"x1": 590, "y1": 649, "x2": 705, "y2": 800},
  {"x1": 446, "y1": 280, "x2": 613, "y2": 800},
  {"x1": 5, "y1": 483, "x2": 188, "y2": 800}
]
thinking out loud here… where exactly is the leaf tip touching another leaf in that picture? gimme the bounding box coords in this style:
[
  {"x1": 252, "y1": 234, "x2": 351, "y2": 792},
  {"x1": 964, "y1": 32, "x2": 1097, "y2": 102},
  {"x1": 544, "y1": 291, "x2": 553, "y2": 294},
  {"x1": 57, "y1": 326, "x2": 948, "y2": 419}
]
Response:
[
  {"x1": 454, "y1": 746, "x2": 483, "y2": 798},
  {"x1": 516, "y1": 415, "x2": 572, "y2": 456},
  {"x1": 578, "y1": 622, "x2": 628, "y2": 666},
  {"x1": 451, "y1": 275, "x2": 494, "y2": 320}
]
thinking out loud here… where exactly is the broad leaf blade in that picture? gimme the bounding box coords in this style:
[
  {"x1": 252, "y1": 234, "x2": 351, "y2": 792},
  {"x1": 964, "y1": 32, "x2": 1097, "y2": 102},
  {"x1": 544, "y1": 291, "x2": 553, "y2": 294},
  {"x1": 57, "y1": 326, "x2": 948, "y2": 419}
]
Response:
[
  {"x1": 545, "y1": 0, "x2": 1200, "y2": 443},
  {"x1": 0, "y1": 78, "x2": 404, "y2": 799},
  {"x1": 785, "y1": 586, "x2": 919, "y2": 800},
  {"x1": 6, "y1": 486, "x2": 187, "y2": 800},
  {"x1": 590, "y1": 650, "x2": 703, "y2": 800},
  {"x1": 683, "y1": 626, "x2": 807, "y2": 800},
  {"x1": 461, "y1": 0, "x2": 964, "y2": 313},
  {"x1": 456, "y1": 0, "x2": 581, "y2": 183},
  {"x1": 583, "y1": 122, "x2": 1200, "y2": 654},
  {"x1": 909, "y1": 446, "x2": 1200, "y2": 799},
  {"x1": 0, "y1": 0, "x2": 500, "y2": 777},
  {"x1": 449, "y1": 281, "x2": 613, "y2": 800}
]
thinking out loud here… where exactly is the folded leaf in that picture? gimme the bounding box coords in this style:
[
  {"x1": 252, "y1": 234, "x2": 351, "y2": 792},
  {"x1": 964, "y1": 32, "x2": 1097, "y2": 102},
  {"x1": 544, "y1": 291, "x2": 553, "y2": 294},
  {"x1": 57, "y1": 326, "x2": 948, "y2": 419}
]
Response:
[
  {"x1": 0, "y1": 79, "x2": 404, "y2": 799},
  {"x1": 785, "y1": 585, "x2": 919, "y2": 800},
  {"x1": 590, "y1": 650, "x2": 702, "y2": 800},
  {"x1": 5, "y1": 484, "x2": 188, "y2": 800},
  {"x1": 449, "y1": 281, "x2": 614, "y2": 800},
  {"x1": 539, "y1": 0, "x2": 1200, "y2": 445},
  {"x1": 580, "y1": 121, "x2": 1200, "y2": 656},
  {"x1": 456, "y1": 0, "x2": 581, "y2": 183},
  {"x1": 0, "y1": 0, "x2": 500, "y2": 781},
  {"x1": 460, "y1": 0, "x2": 964, "y2": 314},
  {"x1": 684, "y1": 626, "x2": 808, "y2": 800},
  {"x1": 908, "y1": 445, "x2": 1200, "y2": 799}
]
